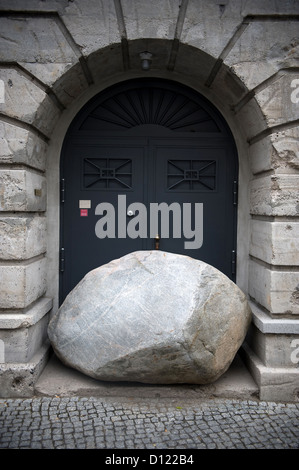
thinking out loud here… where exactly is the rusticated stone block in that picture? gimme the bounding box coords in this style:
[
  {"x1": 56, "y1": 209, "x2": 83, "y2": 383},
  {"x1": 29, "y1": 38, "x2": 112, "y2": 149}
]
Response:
[
  {"x1": 249, "y1": 127, "x2": 299, "y2": 175},
  {"x1": 250, "y1": 220, "x2": 299, "y2": 266},
  {"x1": 0, "y1": 216, "x2": 46, "y2": 260},
  {"x1": 123, "y1": 0, "x2": 180, "y2": 42},
  {"x1": 226, "y1": 21, "x2": 299, "y2": 90},
  {"x1": 247, "y1": 324, "x2": 299, "y2": 368},
  {"x1": 0, "y1": 170, "x2": 46, "y2": 212},
  {"x1": 249, "y1": 259, "x2": 299, "y2": 315},
  {"x1": 255, "y1": 73, "x2": 299, "y2": 127},
  {"x1": 0, "y1": 68, "x2": 60, "y2": 136},
  {"x1": 0, "y1": 314, "x2": 49, "y2": 363},
  {"x1": 250, "y1": 174, "x2": 299, "y2": 217},
  {"x1": 0, "y1": 14, "x2": 76, "y2": 64},
  {"x1": 271, "y1": 132, "x2": 299, "y2": 172},
  {"x1": 0, "y1": 121, "x2": 47, "y2": 171},
  {"x1": 51, "y1": 62, "x2": 90, "y2": 107},
  {"x1": 62, "y1": 0, "x2": 120, "y2": 56},
  {"x1": 0, "y1": 342, "x2": 50, "y2": 398},
  {"x1": 0, "y1": 296, "x2": 52, "y2": 362},
  {"x1": 0, "y1": 258, "x2": 47, "y2": 309}
]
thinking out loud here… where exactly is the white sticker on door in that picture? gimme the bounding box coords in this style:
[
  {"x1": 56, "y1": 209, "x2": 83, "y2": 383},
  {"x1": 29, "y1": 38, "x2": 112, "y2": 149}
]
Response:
[{"x1": 79, "y1": 200, "x2": 91, "y2": 209}]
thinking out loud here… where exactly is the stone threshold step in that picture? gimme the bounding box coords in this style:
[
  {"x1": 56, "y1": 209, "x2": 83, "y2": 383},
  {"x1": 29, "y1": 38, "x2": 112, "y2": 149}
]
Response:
[{"x1": 34, "y1": 352, "x2": 259, "y2": 400}]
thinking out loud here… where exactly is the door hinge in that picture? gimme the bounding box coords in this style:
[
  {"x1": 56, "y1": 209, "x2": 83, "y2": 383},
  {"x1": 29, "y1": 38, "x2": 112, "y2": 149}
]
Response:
[
  {"x1": 233, "y1": 180, "x2": 238, "y2": 206},
  {"x1": 61, "y1": 178, "x2": 65, "y2": 203},
  {"x1": 231, "y1": 249, "x2": 236, "y2": 275},
  {"x1": 60, "y1": 248, "x2": 65, "y2": 273}
]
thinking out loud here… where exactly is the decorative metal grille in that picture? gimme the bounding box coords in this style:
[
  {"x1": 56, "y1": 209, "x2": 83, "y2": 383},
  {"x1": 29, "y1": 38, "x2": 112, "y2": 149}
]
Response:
[
  {"x1": 167, "y1": 159, "x2": 216, "y2": 191},
  {"x1": 80, "y1": 86, "x2": 221, "y2": 133},
  {"x1": 83, "y1": 158, "x2": 132, "y2": 190}
]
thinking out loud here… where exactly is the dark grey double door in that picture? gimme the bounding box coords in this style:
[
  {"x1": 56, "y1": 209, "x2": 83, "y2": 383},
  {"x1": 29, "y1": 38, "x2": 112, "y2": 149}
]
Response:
[{"x1": 60, "y1": 135, "x2": 237, "y2": 302}]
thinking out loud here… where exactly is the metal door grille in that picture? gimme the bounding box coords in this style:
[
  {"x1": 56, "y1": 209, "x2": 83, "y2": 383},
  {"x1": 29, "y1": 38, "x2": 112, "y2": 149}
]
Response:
[
  {"x1": 83, "y1": 158, "x2": 133, "y2": 190},
  {"x1": 167, "y1": 159, "x2": 217, "y2": 191}
]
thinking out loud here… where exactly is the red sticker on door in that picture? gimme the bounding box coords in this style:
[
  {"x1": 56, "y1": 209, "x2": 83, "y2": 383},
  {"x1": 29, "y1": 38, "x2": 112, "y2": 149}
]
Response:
[{"x1": 80, "y1": 209, "x2": 88, "y2": 217}]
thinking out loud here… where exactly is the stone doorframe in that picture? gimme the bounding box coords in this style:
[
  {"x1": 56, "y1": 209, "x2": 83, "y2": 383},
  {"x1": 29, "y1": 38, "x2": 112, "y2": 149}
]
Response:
[{"x1": 1, "y1": 30, "x2": 298, "y2": 399}]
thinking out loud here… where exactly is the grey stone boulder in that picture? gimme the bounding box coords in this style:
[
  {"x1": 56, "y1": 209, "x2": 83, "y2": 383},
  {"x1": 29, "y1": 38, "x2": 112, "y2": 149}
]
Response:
[{"x1": 48, "y1": 251, "x2": 252, "y2": 384}]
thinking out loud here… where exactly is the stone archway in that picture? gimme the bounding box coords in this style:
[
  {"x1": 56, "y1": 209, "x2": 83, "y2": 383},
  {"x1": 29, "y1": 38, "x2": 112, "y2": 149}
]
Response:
[{"x1": 43, "y1": 36, "x2": 259, "y2": 317}]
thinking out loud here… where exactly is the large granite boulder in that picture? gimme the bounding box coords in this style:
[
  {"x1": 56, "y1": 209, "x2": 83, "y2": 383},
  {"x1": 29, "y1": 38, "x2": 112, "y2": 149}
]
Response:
[{"x1": 48, "y1": 251, "x2": 251, "y2": 384}]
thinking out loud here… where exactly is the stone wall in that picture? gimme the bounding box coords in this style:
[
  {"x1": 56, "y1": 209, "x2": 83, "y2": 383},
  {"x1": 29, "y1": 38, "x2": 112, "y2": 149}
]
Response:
[{"x1": 0, "y1": 0, "x2": 298, "y2": 400}]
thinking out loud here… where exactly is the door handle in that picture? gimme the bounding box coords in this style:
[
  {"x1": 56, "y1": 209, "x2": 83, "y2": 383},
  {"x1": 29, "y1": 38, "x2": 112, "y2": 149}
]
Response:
[{"x1": 155, "y1": 234, "x2": 160, "y2": 250}]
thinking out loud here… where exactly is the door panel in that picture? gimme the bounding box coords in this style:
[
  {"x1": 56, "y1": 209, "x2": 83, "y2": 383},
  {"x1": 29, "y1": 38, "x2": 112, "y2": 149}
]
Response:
[
  {"x1": 60, "y1": 140, "x2": 147, "y2": 301},
  {"x1": 61, "y1": 136, "x2": 236, "y2": 302},
  {"x1": 150, "y1": 140, "x2": 235, "y2": 277}
]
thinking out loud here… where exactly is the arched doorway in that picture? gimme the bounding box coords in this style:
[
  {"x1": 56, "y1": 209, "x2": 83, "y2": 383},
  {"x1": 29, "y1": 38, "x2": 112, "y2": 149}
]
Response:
[{"x1": 60, "y1": 78, "x2": 238, "y2": 302}]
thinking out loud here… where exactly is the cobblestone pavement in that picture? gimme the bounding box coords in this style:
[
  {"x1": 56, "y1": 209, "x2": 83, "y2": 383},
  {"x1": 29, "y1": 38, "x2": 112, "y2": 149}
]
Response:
[{"x1": 0, "y1": 396, "x2": 298, "y2": 450}]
